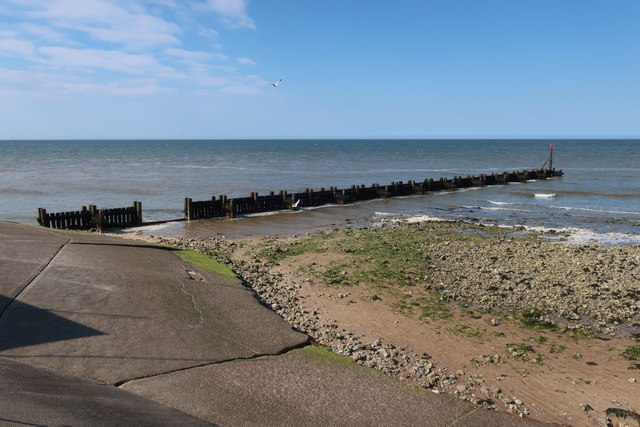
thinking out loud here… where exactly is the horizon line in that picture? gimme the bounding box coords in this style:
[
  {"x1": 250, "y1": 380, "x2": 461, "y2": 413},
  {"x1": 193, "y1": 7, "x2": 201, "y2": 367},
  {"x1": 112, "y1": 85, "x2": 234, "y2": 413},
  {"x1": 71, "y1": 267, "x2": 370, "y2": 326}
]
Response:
[{"x1": 1, "y1": 137, "x2": 640, "y2": 142}]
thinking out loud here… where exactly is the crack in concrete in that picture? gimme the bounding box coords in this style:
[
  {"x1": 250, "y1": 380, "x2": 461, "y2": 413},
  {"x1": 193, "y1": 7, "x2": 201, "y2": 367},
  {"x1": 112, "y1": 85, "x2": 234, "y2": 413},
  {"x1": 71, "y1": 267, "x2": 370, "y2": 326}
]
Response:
[
  {"x1": 0, "y1": 238, "x2": 70, "y2": 321},
  {"x1": 113, "y1": 340, "x2": 309, "y2": 388},
  {"x1": 175, "y1": 275, "x2": 204, "y2": 329}
]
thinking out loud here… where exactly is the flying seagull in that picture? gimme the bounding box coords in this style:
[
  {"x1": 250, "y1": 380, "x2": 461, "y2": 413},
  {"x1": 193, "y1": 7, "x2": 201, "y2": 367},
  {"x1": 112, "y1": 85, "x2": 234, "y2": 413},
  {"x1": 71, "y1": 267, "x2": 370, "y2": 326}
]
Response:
[{"x1": 269, "y1": 79, "x2": 282, "y2": 87}]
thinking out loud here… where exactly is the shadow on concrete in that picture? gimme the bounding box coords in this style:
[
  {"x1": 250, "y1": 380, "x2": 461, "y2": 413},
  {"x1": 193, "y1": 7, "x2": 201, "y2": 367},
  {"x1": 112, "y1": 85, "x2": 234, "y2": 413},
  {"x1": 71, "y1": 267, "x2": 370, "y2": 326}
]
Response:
[{"x1": 0, "y1": 295, "x2": 104, "y2": 352}]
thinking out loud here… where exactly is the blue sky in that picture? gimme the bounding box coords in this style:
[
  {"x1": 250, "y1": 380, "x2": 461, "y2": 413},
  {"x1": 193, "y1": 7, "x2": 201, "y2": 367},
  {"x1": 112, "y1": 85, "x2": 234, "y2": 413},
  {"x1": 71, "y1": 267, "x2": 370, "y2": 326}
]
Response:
[{"x1": 1, "y1": 0, "x2": 639, "y2": 139}]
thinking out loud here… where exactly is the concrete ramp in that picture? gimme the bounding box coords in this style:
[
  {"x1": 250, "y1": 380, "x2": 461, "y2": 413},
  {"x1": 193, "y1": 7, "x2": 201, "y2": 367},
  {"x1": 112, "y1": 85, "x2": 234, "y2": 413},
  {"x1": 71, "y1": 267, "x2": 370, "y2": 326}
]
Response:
[
  {"x1": 122, "y1": 347, "x2": 545, "y2": 426},
  {"x1": 0, "y1": 357, "x2": 211, "y2": 426},
  {"x1": 0, "y1": 222, "x2": 307, "y2": 384}
]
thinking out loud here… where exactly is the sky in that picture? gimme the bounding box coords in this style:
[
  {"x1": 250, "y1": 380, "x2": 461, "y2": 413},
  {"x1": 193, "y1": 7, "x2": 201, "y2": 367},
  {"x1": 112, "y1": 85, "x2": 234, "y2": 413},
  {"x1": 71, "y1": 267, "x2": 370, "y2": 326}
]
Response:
[{"x1": 1, "y1": 0, "x2": 639, "y2": 139}]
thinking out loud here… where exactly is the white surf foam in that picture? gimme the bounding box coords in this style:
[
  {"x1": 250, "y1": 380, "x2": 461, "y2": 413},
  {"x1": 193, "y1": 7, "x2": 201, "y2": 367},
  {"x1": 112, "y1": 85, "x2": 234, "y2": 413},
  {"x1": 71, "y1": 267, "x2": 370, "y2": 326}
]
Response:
[
  {"x1": 550, "y1": 205, "x2": 640, "y2": 216},
  {"x1": 374, "y1": 211, "x2": 397, "y2": 217},
  {"x1": 399, "y1": 214, "x2": 448, "y2": 223},
  {"x1": 488, "y1": 200, "x2": 516, "y2": 206},
  {"x1": 534, "y1": 193, "x2": 556, "y2": 199},
  {"x1": 511, "y1": 224, "x2": 640, "y2": 246}
]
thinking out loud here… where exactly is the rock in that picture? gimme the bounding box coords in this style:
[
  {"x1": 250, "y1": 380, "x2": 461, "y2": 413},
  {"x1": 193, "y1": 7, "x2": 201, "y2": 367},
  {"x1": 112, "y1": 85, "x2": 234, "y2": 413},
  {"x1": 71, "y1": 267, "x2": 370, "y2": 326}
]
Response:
[
  {"x1": 628, "y1": 377, "x2": 636, "y2": 383},
  {"x1": 579, "y1": 403, "x2": 594, "y2": 412},
  {"x1": 595, "y1": 416, "x2": 613, "y2": 427}
]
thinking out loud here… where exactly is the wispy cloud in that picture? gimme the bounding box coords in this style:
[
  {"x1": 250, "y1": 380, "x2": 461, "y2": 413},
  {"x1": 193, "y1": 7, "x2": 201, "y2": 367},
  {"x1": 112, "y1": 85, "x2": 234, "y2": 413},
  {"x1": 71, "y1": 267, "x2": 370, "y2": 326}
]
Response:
[
  {"x1": 198, "y1": 0, "x2": 255, "y2": 30},
  {"x1": 165, "y1": 47, "x2": 227, "y2": 63},
  {"x1": 38, "y1": 46, "x2": 170, "y2": 75},
  {"x1": 0, "y1": 37, "x2": 37, "y2": 59},
  {"x1": 61, "y1": 79, "x2": 168, "y2": 95},
  {"x1": 23, "y1": 0, "x2": 182, "y2": 49},
  {"x1": 198, "y1": 26, "x2": 220, "y2": 40},
  {"x1": 0, "y1": 0, "x2": 266, "y2": 97},
  {"x1": 237, "y1": 56, "x2": 256, "y2": 65}
]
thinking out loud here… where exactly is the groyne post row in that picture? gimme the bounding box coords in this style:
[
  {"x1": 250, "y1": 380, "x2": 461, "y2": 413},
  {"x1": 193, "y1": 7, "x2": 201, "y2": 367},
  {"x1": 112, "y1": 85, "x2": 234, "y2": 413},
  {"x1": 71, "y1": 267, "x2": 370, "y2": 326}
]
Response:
[
  {"x1": 37, "y1": 202, "x2": 142, "y2": 231},
  {"x1": 37, "y1": 168, "x2": 562, "y2": 230},
  {"x1": 184, "y1": 168, "x2": 563, "y2": 221}
]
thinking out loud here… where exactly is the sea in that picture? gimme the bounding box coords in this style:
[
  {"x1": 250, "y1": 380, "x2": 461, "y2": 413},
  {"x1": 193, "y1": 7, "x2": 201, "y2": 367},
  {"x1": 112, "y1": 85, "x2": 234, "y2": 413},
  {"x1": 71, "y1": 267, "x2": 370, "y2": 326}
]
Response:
[{"x1": 1, "y1": 139, "x2": 639, "y2": 245}]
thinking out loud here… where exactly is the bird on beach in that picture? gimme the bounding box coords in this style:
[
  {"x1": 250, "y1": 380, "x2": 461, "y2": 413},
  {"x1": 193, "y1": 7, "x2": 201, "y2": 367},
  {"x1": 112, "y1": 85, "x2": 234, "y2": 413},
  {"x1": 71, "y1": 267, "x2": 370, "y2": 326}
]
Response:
[{"x1": 269, "y1": 79, "x2": 282, "y2": 87}]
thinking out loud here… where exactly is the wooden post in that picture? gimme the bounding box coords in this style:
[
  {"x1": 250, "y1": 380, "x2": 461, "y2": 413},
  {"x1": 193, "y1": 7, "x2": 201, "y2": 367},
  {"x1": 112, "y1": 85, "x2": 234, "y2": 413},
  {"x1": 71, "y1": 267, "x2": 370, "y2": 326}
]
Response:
[
  {"x1": 542, "y1": 143, "x2": 554, "y2": 171},
  {"x1": 184, "y1": 198, "x2": 192, "y2": 220},
  {"x1": 228, "y1": 199, "x2": 235, "y2": 218},
  {"x1": 134, "y1": 201, "x2": 142, "y2": 226},
  {"x1": 37, "y1": 208, "x2": 45, "y2": 227},
  {"x1": 93, "y1": 211, "x2": 103, "y2": 233}
]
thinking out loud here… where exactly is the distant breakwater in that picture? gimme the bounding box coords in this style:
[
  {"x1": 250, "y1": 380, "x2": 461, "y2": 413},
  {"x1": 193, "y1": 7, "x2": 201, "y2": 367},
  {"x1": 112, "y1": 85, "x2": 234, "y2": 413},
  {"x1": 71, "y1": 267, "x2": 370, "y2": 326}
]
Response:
[{"x1": 36, "y1": 168, "x2": 563, "y2": 232}]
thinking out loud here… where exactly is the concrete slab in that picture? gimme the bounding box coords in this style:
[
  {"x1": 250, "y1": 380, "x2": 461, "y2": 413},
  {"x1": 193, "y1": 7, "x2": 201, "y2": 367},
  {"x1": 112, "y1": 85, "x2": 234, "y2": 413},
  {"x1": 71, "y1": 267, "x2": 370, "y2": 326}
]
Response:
[
  {"x1": 0, "y1": 222, "x2": 68, "y2": 311},
  {"x1": 0, "y1": 222, "x2": 307, "y2": 384},
  {"x1": 122, "y1": 347, "x2": 547, "y2": 426},
  {"x1": 0, "y1": 357, "x2": 212, "y2": 426}
]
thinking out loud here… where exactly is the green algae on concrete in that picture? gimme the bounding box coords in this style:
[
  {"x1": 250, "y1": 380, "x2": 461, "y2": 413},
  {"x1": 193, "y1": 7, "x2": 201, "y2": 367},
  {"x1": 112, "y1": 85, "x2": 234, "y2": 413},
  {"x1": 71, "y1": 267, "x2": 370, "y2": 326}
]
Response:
[
  {"x1": 288, "y1": 345, "x2": 354, "y2": 367},
  {"x1": 174, "y1": 250, "x2": 236, "y2": 278}
]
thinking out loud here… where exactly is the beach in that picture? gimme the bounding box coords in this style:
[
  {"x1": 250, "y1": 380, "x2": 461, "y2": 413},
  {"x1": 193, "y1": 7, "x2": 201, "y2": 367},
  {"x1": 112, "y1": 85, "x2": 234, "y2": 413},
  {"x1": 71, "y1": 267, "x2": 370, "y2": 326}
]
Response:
[
  {"x1": 132, "y1": 219, "x2": 640, "y2": 426},
  {"x1": 4, "y1": 138, "x2": 640, "y2": 425}
]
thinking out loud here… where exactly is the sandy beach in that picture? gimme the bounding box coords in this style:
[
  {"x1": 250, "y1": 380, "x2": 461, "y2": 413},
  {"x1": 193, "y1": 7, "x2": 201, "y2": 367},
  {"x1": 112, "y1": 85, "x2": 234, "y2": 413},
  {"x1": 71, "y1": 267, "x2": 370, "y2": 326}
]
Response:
[{"x1": 134, "y1": 220, "x2": 640, "y2": 426}]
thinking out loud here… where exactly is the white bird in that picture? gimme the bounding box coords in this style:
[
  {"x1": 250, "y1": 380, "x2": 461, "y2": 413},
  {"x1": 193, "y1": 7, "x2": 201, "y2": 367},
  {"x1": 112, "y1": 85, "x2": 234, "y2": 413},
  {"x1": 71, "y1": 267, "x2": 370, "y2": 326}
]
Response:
[
  {"x1": 292, "y1": 199, "x2": 300, "y2": 208},
  {"x1": 269, "y1": 79, "x2": 282, "y2": 87}
]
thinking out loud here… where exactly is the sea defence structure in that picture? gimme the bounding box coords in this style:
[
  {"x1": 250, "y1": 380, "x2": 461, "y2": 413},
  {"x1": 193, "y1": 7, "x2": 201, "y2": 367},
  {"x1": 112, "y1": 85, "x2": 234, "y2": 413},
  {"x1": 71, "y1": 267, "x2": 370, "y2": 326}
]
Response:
[{"x1": 37, "y1": 168, "x2": 563, "y2": 231}]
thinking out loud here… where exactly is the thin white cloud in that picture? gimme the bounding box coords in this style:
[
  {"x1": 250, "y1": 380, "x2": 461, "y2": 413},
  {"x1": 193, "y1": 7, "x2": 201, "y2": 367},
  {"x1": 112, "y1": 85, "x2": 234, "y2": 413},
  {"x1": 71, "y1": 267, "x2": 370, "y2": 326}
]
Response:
[
  {"x1": 0, "y1": 38, "x2": 36, "y2": 58},
  {"x1": 165, "y1": 47, "x2": 227, "y2": 62},
  {"x1": 39, "y1": 46, "x2": 166, "y2": 75},
  {"x1": 0, "y1": 0, "x2": 265, "y2": 98},
  {"x1": 237, "y1": 57, "x2": 256, "y2": 65},
  {"x1": 18, "y1": 23, "x2": 68, "y2": 43},
  {"x1": 198, "y1": 26, "x2": 220, "y2": 40},
  {"x1": 148, "y1": 0, "x2": 181, "y2": 8},
  {"x1": 199, "y1": 0, "x2": 255, "y2": 30},
  {"x1": 0, "y1": 66, "x2": 69, "y2": 97},
  {"x1": 61, "y1": 80, "x2": 168, "y2": 95},
  {"x1": 23, "y1": 0, "x2": 182, "y2": 49}
]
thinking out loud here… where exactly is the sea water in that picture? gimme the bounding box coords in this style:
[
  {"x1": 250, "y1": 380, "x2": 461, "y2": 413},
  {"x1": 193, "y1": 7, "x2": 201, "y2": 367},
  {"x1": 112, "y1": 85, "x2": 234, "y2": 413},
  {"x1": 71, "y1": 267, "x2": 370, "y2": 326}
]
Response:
[{"x1": 1, "y1": 139, "x2": 638, "y2": 244}]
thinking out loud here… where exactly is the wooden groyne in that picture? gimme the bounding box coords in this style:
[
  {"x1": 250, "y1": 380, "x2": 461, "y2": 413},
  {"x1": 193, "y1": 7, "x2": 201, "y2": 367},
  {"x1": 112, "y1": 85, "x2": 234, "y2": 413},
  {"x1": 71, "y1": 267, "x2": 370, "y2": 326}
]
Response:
[
  {"x1": 37, "y1": 168, "x2": 563, "y2": 231},
  {"x1": 37, "y1": 202, "x2": 142, "y2": 231}
]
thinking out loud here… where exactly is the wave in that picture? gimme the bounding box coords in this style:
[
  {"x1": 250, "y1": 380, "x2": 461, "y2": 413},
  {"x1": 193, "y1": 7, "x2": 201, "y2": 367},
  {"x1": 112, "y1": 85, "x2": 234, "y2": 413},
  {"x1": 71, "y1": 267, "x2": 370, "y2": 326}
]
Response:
[
  {"x1": 165, "y1": 164, "x2": 249, "y2": 171},
  {"x1": 374, "y1": 211, "x2": 397, "y2": 217},
  {"x1": 552, "y1": 190, "x2": 639, "y2": 200},
  {"x1": 550, "y1": 205, "x2": 640, "y2": 216},
  {"x1": 534, "y1": 193, "x2": 556, "y2": 199},
  {"x1": 400, "y1": 214, "x2": 447, "y2": 223},
  {"x1": 488, "y1": 200, "x2": 517, "y2": 206},
  {"x1": 462, "y1": 205, "x2": 534, "y2": 213},
  {"x1": 245, "y1": 210, "x2": 292, "y2": 218},
  {"x1": 503, "y1": 224, "x2": 640, "y2": 246},
  {"x1": 101, "y1": 188, "x2": 164, "y2": 196},
  {"x1": 0, "y1": 188, "x2": 46, "y2": 195},
  {"x1": 563, "y1": 167, "x2": 640, "y2": 172}
]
